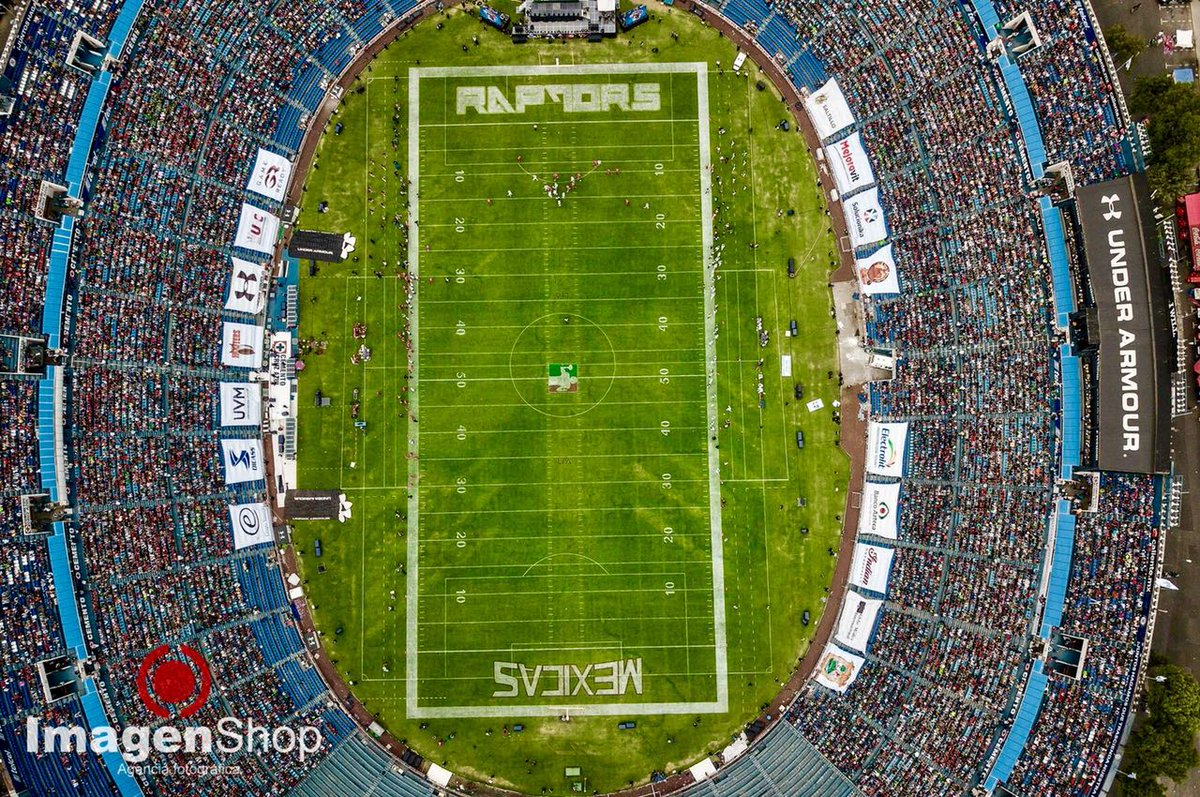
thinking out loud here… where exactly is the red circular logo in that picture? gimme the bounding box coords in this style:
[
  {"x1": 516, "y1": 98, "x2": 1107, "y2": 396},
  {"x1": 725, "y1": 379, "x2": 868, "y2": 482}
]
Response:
[{"x1": 137, "y1": 644, "x2": 212, "y2": 719}]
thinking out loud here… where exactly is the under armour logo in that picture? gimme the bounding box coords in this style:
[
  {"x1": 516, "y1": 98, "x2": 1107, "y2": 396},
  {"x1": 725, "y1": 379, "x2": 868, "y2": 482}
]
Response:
[
  {"x1": 234, "y1": 270, "x2": 259, "y2": 302},
  {"x1": 1101, "y1": 194, "x2": 1122, "y2": 222}
]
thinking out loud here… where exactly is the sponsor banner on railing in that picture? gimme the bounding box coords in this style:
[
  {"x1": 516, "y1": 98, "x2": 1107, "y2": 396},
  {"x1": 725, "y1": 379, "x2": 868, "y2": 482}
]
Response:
[
  {"x1": 857, "y1": 480, "x2": 900, "y2": 540},
  {"x1": 813, "y1": 643, "x2": 865, "y2": 694},
  {"x1": 804, "y1": 78, "x2": 855, "y2": 141},
  {"x1": 843, "y1": 187, "x2": 888, "y2": 249},
  {"x1": 855, "y1": 244, "x2": 901, "y2": 295},
  {"x1": 225, "y1": 257, "x2": 269, "y2": 315},
  {"x1": 849, "y1": 542, "x2": 894, "y2": 595},
  {"x1": 824, "y1": 132, "x2": 875, "y2": 196},
  {"x1": 234, "y1": 203, "x2": 279, "y2": 254},
  {"x1": 221, "y1": 322, "x2": 264, "y2": 369},
  {"x1": 220, "y1": 382, "x2": 262, "y2": 427},
  {"x1": 834, "y1": 591, "x2": 883, "y2": 653},
  {"x1": 246, "y1": 148, "x2": 293, "y2": 202},
  {"x1": 228, "y1": 502, "x2": 273, "y2": 550},
  {"x1": 866, "y1": 421, "x2": 908, "y2": 477},
  {"x1": 220, "y1": 439, "x2": 265, "y2": 485}
]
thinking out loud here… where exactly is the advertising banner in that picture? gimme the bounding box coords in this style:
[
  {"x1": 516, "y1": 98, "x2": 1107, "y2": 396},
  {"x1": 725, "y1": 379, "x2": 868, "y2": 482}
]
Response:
[
  {"x1": 228, "y1": 502, "x2": 273, "y2": 550},
  {"x1": 849, "y1": 542, "x2": 894, "y2": 595},
  {"x1": 834, "y1": 592, "x2": 883, "y2": 653},
  {"x1": 855, "y1": 244, "x2": 901, "y2": 295},
  {"x1": 824, "y1": 132, "x2": 875, "y2": 196},
  {"x1": 234, "y1": 203, "x2": 279, "y2": 254},
  {"x1": 843, "y1": 187, "x2": 888, "y2": 249},
  {"x1": 246, "y1": 148, "x2": 292, "y2": 202},
  {"x1": 866, "y1": 421, "x2": 908, "y2": 477},
  {"x1": 857, "y1": 480, "x2": 900, "y2": 540},
  {"x1": 803, "y1": 78, "x2": 855, "y2": 141},
  {"x1": 813, "y1": 643, "x2": 866, "y2": 694},
  {"x1": 220, "y1": 438, "x2": 265, "y2": 485},
  {"x1": 221, "y1": 322, "x2": 264, "y2": 369},
  {"x1": 1077, "y1": 175, "x2": 1171, "y2": 474},
  {"x1": 219, "y1": 382, "x2": 262, "y2": 427},
  {"x1": 225, "y1": 257, "x2": 269, "y2": 315}
]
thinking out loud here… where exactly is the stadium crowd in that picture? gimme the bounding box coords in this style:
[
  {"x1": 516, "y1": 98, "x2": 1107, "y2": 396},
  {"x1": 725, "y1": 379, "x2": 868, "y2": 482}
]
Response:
[
  {"x1": 0, "y1": 0, "x2": 1165, "y2": 793},
  {"x1": 0, "y1": 0, "x2": 423, "y2": 794},
  {"x1": 767, "y1": 0, "x2": 1158, "y2": 794}
]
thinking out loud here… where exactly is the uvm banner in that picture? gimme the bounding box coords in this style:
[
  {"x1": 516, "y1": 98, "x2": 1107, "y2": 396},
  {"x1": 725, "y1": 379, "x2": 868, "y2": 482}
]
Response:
[
  {"x1": 834, "y1": 592, "x2": 882, "y2": 653},
  {"x1": 229, "y1": 502, "x2": 273, "y2": 550},
  {"x1": 857, "y1": 480, "x2": 900, "y2": 540},
  {"x1": 866, "y1": 421, "x2": 908, "y2": 477},
  {"x1": 849, "y1": 542, "x2": 894, "y2": 595},
  {"x1": 824, "y1": 132, "x2": 875, "y2": 196},
  {"x1": 234, "y1": 203, "x2": 279, "y2": 255},
  {"x1": 221, "y1": 322, "x2": 264, "y2": 369},
  {"x1": 803, "y1": 78, "x2": 855, "y2": 141},
  {"x1": 855, "y1": 244, "x2": 901, "y2": 295},
  {"x1": 843, "y1": 188, "x2": 888, "y2": 249},
  {"x1": 813, "y1": 643, "x2": 865, "y2": 694},
  {"x1": 220, "y1": 382, "x2": 262, "y2": 427},
  {"x1": 220, "y1": 439, "x2": 265, "y2": 485},
  {"x1": 225, "y1": 258, "x2": 269, "y2": 315},
  {"x1": 246, "y1": 148, "x2": 293, "y2": 203}
]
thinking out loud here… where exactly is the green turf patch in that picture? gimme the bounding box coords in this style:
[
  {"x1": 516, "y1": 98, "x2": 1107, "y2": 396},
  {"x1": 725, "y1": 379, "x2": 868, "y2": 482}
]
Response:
[
  {"x1": 290, "y1": 5, "x2": 848, "y2": 792},
  {"x1": 406, "y1": 60, "x2": 727, "y2": 720}
]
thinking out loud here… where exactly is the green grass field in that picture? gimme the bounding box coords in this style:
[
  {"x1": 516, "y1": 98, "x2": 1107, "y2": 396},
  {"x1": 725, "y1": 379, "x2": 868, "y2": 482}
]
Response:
[{"x1": 291, "y1": 7, "x2": 847, "y2": 793}]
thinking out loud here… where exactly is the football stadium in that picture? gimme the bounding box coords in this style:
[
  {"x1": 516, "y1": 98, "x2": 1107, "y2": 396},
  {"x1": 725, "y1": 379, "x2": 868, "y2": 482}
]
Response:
[{"x1": 0, "y1": 0, "x2": 1193, "y2": 795}]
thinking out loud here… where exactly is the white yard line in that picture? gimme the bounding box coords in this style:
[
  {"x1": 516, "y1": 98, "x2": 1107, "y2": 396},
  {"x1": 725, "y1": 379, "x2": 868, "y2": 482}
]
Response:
[
  {"x1": 425, "y1": 451, "x2": 707, "y2": 462},
  {"x1": 421, "y1": 217, "x2": 700, "y2": 228},
  {"x1": 420, "y1": 374, "x2": 705, "y2": 384},
  {"x1": 420, "y1": 295, "x2": 705, "y2": 304},
  {"x1": 420, "y1": 425, "x2": 707, "y2": 435},
  {"x1": 413, "y1": 61, "x2": 709, "y2": 78},
  {"x1": 424, "y1": 116, "x2": 694, "y2": 127},
  {"x1": 423, "y1": 477, "x2": 710, "y2": 488},
  {"x1": 420, "y1": 399, "x2": 704, "y2": 409},
  {"x1": 416, "y1": 504, "x2": 710, "y2": 516}
]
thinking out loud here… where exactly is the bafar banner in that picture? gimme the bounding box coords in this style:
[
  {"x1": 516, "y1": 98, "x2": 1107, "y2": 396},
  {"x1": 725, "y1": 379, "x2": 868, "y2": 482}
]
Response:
[
  {"x1": 220, "y1": 439, "x2": 265, "y2": 485},
  {"x1": 220, "y1": 382, "x2": 262, "y2": 427},
  {"x1": 849, "y1": 542, "x2": 894, "y2": 595},
  {"x1": 866, "y1": 421, "x2": 908, "y2": 477},
  {"x1": 225, "y1": 258, "x2": 269, "y2": 315},
  {"x1": 855, "y1": 244, "x2": 901, "y2": 295},
  {"x1": 234, "y1": 203, "x2": 279, "y2": 255},
  {"x1": 221, "y1": 322, "x2": 264, "y2": 369},
  {"x1": 813, "y1": 643, "x2": 865, "y2": 694},
  {"x1": 843, "y1": 187, "x2": 888, "y2": 249},
  {"x1": 834, "y1": 592, "x2": 883, "y2": 653},
  {"x1": 803, "y1": 78, "x2": 855, "y2": 141},
  {"x1": 246, "y1": 148, "x2": 293, "y2": 203},
  {"x1": 857, "y1": 480, "x2": 900, "y2": 540},
  {"x1": 228, "y1": 502, "x2": 273, "y2": 550},
  {"x1": 824, "y1": 132, "x2": 875, "y2": 196}
]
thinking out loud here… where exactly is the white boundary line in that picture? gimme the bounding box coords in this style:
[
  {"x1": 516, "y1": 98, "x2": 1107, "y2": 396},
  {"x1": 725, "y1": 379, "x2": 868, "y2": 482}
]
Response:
[
  {"x1": 696, "y1": 63, "x2": 729, "y2": 714},
  {"x1": 405, "y1": 69, "x2": 423, "y2": 715},
  {"x1": 407, "y1": 62, "x2": 726, "y2": 720}
]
